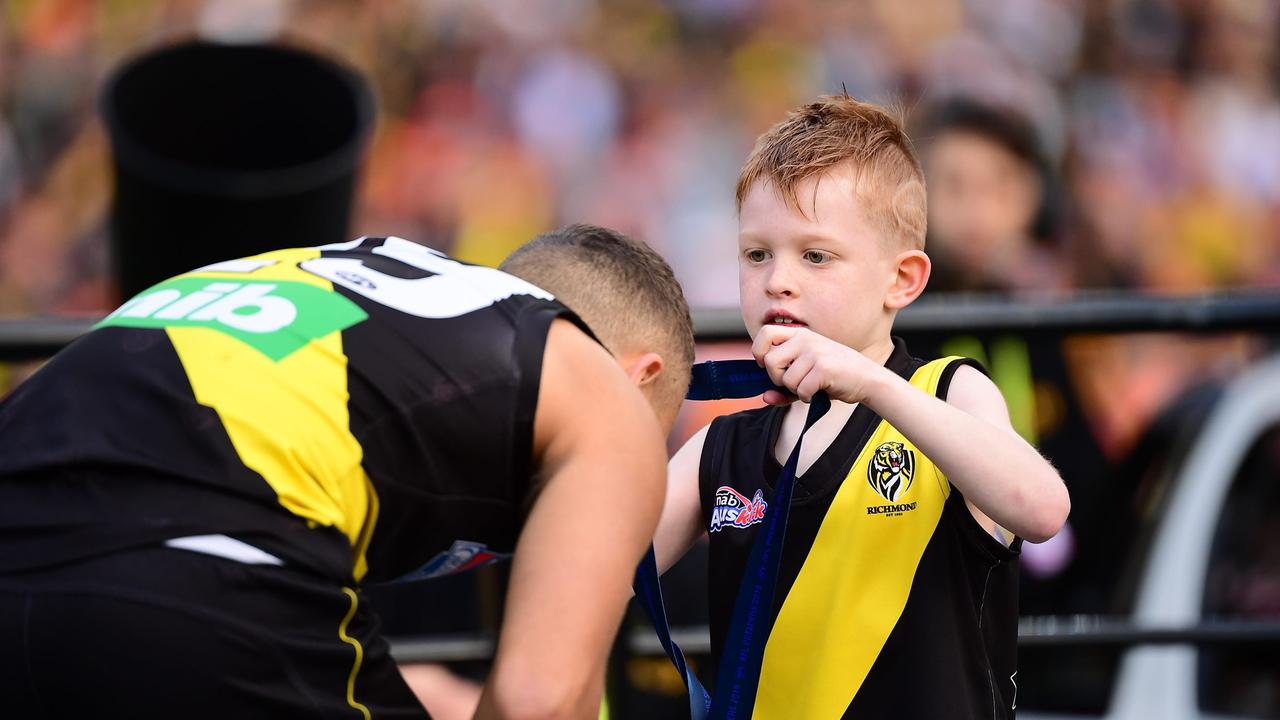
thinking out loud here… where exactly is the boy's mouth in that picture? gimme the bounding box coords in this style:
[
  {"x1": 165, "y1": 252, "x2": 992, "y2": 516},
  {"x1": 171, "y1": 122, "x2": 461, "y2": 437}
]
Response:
[{"x1": 764, "y1": 310, "x2": 806, "y2": 327}]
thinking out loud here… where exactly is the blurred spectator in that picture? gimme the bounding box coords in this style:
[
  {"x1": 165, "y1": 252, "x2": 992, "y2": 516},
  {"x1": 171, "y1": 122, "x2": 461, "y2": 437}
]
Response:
[
  {"x1": 915, "y1": 97, "x2": 1067, "y2": 295},
  {"x1": 913, "y1": 96, "x2": 1265, "y2": 617},
  {"x1": 914, "y1": 98, "x2": 1108, "y2": 614}
]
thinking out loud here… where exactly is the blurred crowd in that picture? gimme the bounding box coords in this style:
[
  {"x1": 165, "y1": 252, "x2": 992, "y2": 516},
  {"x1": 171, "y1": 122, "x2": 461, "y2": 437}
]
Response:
[
  {"x1": 0, "y1": 0, "x2": 1278, "y2": 451},
  {"x1": 2, "y1": 0, "x2": 1280, "y2": 316},
  {"x1": 2, "y1": 6, "x2": 1278, "y2": 707}
]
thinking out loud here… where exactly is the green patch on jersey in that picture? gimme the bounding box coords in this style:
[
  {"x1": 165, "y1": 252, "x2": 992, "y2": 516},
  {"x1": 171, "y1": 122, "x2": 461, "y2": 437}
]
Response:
[{"x1": 97, "y1": 277, "x2": 368, "y2": 361}]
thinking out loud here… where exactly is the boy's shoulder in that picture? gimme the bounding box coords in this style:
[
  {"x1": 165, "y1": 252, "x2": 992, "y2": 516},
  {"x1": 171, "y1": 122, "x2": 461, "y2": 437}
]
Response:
[
  {"x1": 887, "y1": 336, "x2": 990, "y2": 395},
  {"x1": 697, "y1": 338, "x2": 983, "y2": 453},
  {"x1": 705, "y1": 403, "x2": 780, "y2": 446}
]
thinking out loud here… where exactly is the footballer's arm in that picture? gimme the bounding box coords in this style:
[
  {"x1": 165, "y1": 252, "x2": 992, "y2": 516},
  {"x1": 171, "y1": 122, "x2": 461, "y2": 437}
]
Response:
[{"x1": 474, "y1": 319, "x2": 668, "y2": 720}]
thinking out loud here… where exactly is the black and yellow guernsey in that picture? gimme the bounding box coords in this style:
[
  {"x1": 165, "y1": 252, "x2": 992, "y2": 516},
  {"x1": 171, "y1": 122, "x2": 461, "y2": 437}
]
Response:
[
  {"x1": 700, "y1": 339, "x2": 1022, "y2": 719},
  {"x1": 0, "y1": 236, "x2": 580, "y2": 585}
]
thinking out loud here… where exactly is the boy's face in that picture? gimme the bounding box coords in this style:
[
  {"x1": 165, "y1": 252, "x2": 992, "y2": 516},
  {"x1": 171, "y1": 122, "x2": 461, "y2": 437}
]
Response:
[{"x1": 737, "y1": 170, "x2": 900, "y2": 353}]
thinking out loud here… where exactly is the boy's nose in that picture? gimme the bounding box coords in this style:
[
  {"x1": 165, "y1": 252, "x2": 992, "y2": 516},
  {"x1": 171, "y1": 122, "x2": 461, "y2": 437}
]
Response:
[{"x1": 764, "y1": 263, "x2": 796, "y2": 297}]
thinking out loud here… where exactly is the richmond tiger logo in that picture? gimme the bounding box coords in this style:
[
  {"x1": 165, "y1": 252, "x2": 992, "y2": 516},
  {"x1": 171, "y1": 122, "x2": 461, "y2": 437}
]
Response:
[{"x1": 867, "y1": 441, "x2": 916, "y2": 503}]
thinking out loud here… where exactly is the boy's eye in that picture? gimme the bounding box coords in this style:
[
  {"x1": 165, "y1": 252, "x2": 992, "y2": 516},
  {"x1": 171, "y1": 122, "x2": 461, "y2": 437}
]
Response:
[
  {"x1": 745, "y1": 249, "x2": 771, "y2": 263},
  {"x1": 804, "y1": 250, "x2": 831, "y2": 264}
]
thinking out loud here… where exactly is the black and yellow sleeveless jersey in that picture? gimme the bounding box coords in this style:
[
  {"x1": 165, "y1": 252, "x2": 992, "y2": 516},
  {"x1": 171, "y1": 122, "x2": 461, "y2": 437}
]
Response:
[
  {"x1": 700, "y1": 339, "x2": 1022, "y2": 719},
  {"x1": 0, "y1": 236, "x2": 583, "y2": 584}
]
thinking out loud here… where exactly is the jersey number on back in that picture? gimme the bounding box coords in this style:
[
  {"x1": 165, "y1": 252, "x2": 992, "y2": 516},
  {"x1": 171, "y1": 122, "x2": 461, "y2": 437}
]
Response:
[{"x1": 299, "y1": 236, "x2": 553, "y2": 318}]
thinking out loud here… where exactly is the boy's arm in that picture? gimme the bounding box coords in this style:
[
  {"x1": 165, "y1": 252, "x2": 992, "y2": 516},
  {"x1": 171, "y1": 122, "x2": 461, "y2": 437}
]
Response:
[
  {"x1": 654, "y1": 425, "x2": 710, "y2": 573},
  {"x1": 474, "y1": 320, "x2": 668, "y2": 720},
  {"x1": 755, "y1": 327, "x2": 1069, "y2": 543},
  {"x1": 868, "y1": 363, "x2": 1068, "y2": 543}
]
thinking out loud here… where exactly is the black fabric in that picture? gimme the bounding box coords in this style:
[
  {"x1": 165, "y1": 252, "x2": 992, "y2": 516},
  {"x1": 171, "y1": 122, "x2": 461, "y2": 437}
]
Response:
[
  {"x1": 0, "y1": 546, "x2": 428, "y2": 719},
  {"x1": 0, "y1": 239, "x2": 595, "y2": 717},
  {"x1": 0, "y1": 326, "x2": 361, "y2": 576},
  {"x1": 908, "y1": 332, "x2": 1108, "y2": 617},
  {"x1": 329, "y1": 238, "x2": 571, "y2": 582},
  {"x1": 0, "y1": 467, "x2": 356, "y2": 581},
  {"x1": 842, "y1": 487, "x2": 1021, "y2": 719},
  {"x1": 0, "y1": 238, "x2": 582, "y2": 584},
  {"x1": 699, "y1": 338, "x2": 1022, "y2": 719},
  {"x1": 699, "y1": 339, "x2": 922, "y2": 666},
  {"x1": 0, "y1": 325, "x2": 280, "y2": 504}
]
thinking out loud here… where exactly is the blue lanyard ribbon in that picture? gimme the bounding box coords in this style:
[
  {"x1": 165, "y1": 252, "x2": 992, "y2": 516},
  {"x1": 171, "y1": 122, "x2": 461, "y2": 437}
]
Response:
[
  {"x1": 685, "y1": 359, "x2": 783, "y2": 401},
  {"x1": 636, "y1": 360, "x2": 829, "y2": 719},
  {"x1": 632, "y1": 546, "x2": 713, "y2": 719}
]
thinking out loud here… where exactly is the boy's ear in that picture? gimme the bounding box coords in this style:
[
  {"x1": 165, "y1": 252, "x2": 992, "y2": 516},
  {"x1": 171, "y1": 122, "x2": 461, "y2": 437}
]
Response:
[{"x1": 886, "y1": 250, "x2": 931, "y2": 310}]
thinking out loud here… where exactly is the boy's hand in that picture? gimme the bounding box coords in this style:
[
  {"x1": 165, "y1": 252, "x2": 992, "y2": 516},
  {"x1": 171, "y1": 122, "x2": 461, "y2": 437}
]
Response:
[{"x1": 753, "y1": 326, "x2": 880, "y2": 405}]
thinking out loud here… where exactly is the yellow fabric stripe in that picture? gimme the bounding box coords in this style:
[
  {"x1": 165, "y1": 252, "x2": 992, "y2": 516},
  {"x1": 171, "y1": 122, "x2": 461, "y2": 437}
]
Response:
[
  {"x1": 351, "y1": 475, "x2": 380, "y2": 582},
  {"x1": 339, "y1": 587, "x2": 373, "y2": 720},
  {"x1": 753, "y1": 358, "x2": 958, "y2": 719},
  {"x1": 167, "y1": 247, "x2": 378, "y2": 580}
]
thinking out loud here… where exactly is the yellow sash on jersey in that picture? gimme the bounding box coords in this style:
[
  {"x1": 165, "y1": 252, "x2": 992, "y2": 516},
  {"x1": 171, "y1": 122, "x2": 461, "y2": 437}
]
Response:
[
  {"x1": 752, "y1": 357, "x2": 958, "y2": 718},
  {"x1": 165, "y1": 248, "x2": 379, "y2": 581}
]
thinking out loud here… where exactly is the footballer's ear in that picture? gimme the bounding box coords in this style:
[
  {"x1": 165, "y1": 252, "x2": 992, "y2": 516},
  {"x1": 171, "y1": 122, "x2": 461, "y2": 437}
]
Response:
[
  {"x1": 619, "y1": 351, "x2": 665, "y2": 390},
  {"x1": 886, "y1": 250, "x2": 930, "y2": 310}
]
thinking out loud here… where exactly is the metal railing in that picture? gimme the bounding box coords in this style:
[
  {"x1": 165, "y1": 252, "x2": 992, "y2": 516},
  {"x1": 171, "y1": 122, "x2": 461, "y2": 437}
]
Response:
[
  {"x1": 386, "y1": 618, "x2": 1280, "y2": 663},
  {"x1": 0, "y1": 316, "x2": 99, "y2": 361},
  {"x1": 6, "y1": 289, "x2": 1280, "y2": 668},
  {"x1": 691, "y1": 288, "x2": 1280, "y2": 342},
  {"x1": 4, "y1": 289, "x2": 1280, "y2": 361}
]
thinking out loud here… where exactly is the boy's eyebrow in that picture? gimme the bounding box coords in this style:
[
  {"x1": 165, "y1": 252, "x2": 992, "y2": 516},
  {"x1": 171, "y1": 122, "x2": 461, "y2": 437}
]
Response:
[
  {"x1": 738, "y1": 229, "x2": 844, "y2": 247},
  {"x1": 791, "y1": 231, "x2": 844, "y2": 246}
]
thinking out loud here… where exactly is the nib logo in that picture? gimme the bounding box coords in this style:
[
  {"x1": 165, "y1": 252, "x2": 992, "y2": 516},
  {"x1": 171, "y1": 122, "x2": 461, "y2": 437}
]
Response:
[
  {"x1": 98, "y1": 278, "x2": 366, "y2": 360},
  {"x1": 109, "y1": 282, "x2": 297, "y2": 332}
]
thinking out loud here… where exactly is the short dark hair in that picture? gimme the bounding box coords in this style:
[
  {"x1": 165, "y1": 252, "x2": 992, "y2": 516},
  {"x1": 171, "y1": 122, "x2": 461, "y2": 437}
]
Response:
[
  {"x1": 915, "y1": 97, "x2": 1057, "y2": 241},
  {"x1": 501, "y1": 224, "x2": 695, "y2": 409},
  {"x1": 916, "y1": 98, "x2": 1041, "y2": 170}
]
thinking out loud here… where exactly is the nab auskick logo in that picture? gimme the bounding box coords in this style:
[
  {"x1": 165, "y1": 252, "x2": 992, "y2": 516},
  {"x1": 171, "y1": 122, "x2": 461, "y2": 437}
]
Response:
[
  {"x1": 710, "y1": 486, "x2": 767, "y2": 532},
  {"x1": 866, "y1": 441, "x2": 918, "y2": 516}
]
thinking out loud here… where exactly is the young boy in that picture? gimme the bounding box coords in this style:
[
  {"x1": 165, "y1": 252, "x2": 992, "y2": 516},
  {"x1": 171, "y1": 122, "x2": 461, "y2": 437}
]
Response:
[{"x1": 654, "y1": 94, "x2": 1070, "y2": 719}]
